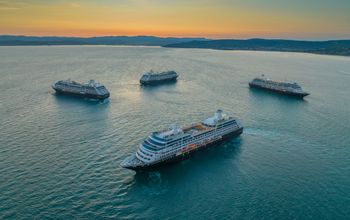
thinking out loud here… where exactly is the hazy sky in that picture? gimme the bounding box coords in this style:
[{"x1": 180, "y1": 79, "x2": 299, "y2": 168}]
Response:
[{"x1": 0, "y1": 0, "x2": 349, "y2": 39}]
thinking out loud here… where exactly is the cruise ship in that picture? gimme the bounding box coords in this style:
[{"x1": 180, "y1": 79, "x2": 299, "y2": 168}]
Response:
[
  {"x1": 121, "y1": 110, "x2": 243, "y2": 171},
  {"x1": 140, "y1": 70, "x2": 178, "y2": 85},
  {"x1": 52, "y1": 79, "x2": 110, "y2": 100},
  {"x1": 249, "y1": 75, "x2": 309, "y2": 98}
]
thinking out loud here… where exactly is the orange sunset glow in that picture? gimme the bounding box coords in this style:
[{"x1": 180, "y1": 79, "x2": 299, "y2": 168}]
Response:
[{"x1": 0, "y1": 0, "x2": 350, "y2": 39}]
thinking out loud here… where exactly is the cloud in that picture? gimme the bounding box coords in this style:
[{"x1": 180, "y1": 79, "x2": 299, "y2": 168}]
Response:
[
  {"x1": 0, "y1": 1, "x2": 81, "y2": 10},
  {"x1": 0, "y1": 1, "x2": 28, "y2": 10}
]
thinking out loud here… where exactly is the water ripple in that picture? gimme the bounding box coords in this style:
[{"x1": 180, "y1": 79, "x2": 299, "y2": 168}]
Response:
[{"x1": 1, "y1": 46, "x2": 350, "y2": 219}]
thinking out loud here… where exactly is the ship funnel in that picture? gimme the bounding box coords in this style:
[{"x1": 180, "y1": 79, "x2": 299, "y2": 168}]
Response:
[{"x1": 215, "y1": 109, "x2": 223, "y2": 120}]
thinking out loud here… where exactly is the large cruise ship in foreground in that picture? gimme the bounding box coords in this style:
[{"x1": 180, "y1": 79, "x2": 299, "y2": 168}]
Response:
[
  {"x1": 121, "y1": 110, "x2": 243, "y2": 171},
  {"x1": 249, "y1": 75, "x2": 309, "y2": 98},
  {"x1": 52, "y1": 79, "x2": 110, "y2": 100},
  {"x1": 140, "y1": 70, "x2": 178, "y2": 85}
]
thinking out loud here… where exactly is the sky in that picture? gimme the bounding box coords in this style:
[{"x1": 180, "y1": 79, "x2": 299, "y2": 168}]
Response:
[{"x1": 0, "y1": 0, "x2": 349, "y2": 39}]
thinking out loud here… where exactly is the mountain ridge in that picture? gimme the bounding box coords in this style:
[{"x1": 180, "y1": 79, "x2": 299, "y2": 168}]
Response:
[{"x1": 2, "y1": 35, "x2": 350, "y2": 56}]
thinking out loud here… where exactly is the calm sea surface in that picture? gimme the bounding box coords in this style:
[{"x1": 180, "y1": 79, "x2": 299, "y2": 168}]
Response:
[{"x1": 0, "y1": 46, "x2": 350, "y2": 219}]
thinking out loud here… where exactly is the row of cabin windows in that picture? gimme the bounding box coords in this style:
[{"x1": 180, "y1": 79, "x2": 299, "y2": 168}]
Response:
[
  {"x1": 191, "y1": 125, "x2": 235, "y2": 142},
  {"x1": 166, "y1": 132, "x2": 201, "y2": 147},
  {"x1": 190, "y1": 127, "x2": 225, "y2": 140},
  {"x1": 145, "y1": 140, "x2": 161, "y2": 149},
  {"x1": 152, "y1": 130, "x2": 204, "y2": 146},
  {"x1": 167, "y1": 136, "x2": 190, "y2": 144},
  {"x1": 217, "y1": 120, "x2": 236, "y2": 128},
  {"x1": 148, "y1": 138, "x2": 166, "y2": 146},
  {"x1": 61, "y1": 84, "x2": 95, "y2": 91},
  {"x1": 142, "y1": 143, "x2": 159, "y2": 151},
  {"x1": 150, "y1": 123, "x2": 236, "y2": 147},
  {"x1": 137, "y1": 151, "x2": 151, "y2": 161},
  {"x1": 163, "y1": 125, "x2": 235, "y2": 150},
  {"x1": 220, "y1": 120, "x2": 236, "y2": 126},
  {"x1": 150, "y1": 75, "x2": 176, "y2": 80},
  {"x1": 165, "y1": 127, "x2": 219, "y2": 147},
  {"x1": 145, "y1": 124, "x2": 237, "y2": 153},
  {"x1": 153, "y1": 134, "x2": 191, "y2": 147},
  {"x1": 97, "y1": 86, "x2": 108, "y2": 92},
  {"x1": 159, "y1": 151, "x2": 176, "y2": 159},
  {"x1": 151, "y1": 135, "x2": 166, "y2": 142},
  {"x1": 162, "y1": 134, "x2": 192, "y2": 147},
  {"x1": 139, "y1": 148, "x2": 153, "y2": 157},
  {"x1": 59, "y1": 86, "x2": 98, "y2": 94},
  {"x1": 220, "y1": 125, "x2": 237, "y2": 131},
  {"x1": 217, "y1": 123, "x2": 235, "y2": 129},
  {"x1": 161, "y1": 127, "x2": 235, "y2": 154}
]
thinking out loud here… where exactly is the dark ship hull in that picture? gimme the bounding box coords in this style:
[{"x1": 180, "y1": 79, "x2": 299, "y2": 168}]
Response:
[
  {"x1": 53, "y1": 87, "x2": 110, "y2": 100},
  {"x1": 249, "y1": 83, "x2": 309, "y2": 98},
  {"x1": 140, "y1": 75, "x2": 178, "y2": 86},
  {"x1": 123, "y1": 127, "x2": 243, "y2": 171}
]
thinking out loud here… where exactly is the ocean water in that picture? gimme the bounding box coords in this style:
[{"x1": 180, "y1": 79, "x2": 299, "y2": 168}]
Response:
[{"x1": 0, "y1": 46, "x2": 350, "y2": 219}]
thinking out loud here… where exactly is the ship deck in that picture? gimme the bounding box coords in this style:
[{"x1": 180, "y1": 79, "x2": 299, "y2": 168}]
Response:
[
  {"x1": 120, "y1": 154, "x2": 145, "y2": 168},
  {"x1": 182, "y1": 123, "x2": 212, "y2": 135},
  {"x1": 154, "y1": 123, "x2": 212, "y2": 140}
]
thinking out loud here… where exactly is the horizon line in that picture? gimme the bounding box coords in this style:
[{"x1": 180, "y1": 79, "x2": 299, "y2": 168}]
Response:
[{"x1": 1, "y1": 34, "x2": 350, "y2": 42}]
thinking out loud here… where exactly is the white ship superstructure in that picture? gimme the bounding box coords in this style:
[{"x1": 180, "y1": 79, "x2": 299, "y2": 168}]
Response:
[{"x1": 121, "y1": 110, "x2": 243, "y2": 170}]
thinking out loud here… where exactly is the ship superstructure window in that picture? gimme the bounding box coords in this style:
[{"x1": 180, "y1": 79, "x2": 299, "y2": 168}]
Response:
[
  {"x1": 166, "y1": 137, "x2": 182, "y2": 146},
  {"x1": 139, "y1": 148, "x2": 153, "y2": 157},
  {"x1": 137, "y1": 151, "x2": 151, "y2": 161},
  {"x1": 148, "y1": 137, "x2": 166, "y2": 146},
  {"x1": 97, "y1": 86, "x2": 108, "y2": 94},
  {"x1": 151, "y1": 135, "x2": 167, "y2": 142},
  {"x1": 217, "y1": 120, "x2": 236, "y2": 128},
  {"x1": 142, "y1": 142, "x2": 159, "y2": 151},
  {"x1": 144, "y1": 140, "x2": 160, "y2": 148}
]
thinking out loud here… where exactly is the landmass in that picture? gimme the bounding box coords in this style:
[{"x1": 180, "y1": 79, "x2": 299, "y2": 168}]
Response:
[
  {"x1": 1, "y1": 36, "x2": 350, "y2": 56},
  {"x1": 163, "y1": 39, "x2": 350, "y2": 56},
  {"x1": 0, "y1": 35, "x2": 208, "y2": 46}
]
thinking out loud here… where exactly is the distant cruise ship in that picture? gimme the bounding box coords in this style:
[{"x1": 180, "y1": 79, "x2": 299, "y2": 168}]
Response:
[
  {"x1": 121, "y1": 110, "x2": 243, "y2": 171},
  {"x1": 249, "y1": 75, "x2": 309, "y2": 98},
  {"x1": 52, "y1": 79, "x2": 110, "y2": 100},
  {"x1": 140, "y1": 70, "x2": 178, "y2": 85}
]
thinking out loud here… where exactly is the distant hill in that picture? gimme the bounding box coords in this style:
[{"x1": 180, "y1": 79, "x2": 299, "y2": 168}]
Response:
[
  {"x1": 163, "y1": 39, "x2": 350, "y2": 56},
  {"x1": 0, "y1": 35, "x2": 208, "y2": 46},
  {"x1": 2, "y1": 36, "x2": 350, "y2": 56}
]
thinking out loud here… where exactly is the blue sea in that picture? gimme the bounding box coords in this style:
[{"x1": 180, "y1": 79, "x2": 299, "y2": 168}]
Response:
[{"x1": 0, "y1": 46, "x2": 350, "y2": 219}]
